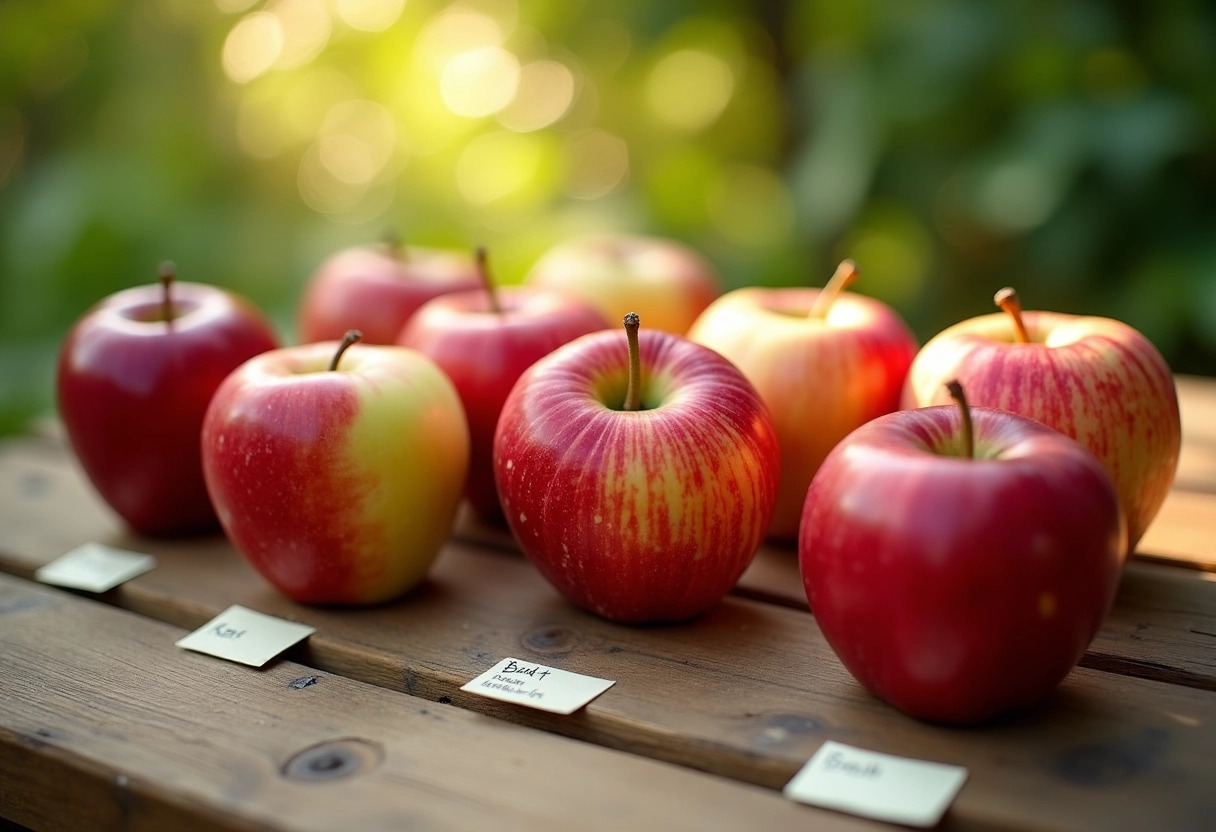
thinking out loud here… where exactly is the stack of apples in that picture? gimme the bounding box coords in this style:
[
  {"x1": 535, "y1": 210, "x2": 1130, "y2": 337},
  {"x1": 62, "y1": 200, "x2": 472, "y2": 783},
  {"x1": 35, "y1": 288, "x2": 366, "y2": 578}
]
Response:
[{"x1": 57, "y1": 233, "x2": 1182, "y2": 723}]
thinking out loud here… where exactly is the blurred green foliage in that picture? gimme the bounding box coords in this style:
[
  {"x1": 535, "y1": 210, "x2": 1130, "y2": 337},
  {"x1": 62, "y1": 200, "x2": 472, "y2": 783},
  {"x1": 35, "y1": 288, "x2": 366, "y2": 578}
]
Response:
[{"x1": 2, "y1": 0, "x2": 1214, "y2": 435}]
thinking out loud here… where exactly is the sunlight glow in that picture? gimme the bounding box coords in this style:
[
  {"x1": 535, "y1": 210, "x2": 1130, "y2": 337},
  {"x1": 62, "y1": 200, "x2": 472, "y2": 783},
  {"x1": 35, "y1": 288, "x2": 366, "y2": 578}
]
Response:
[
  {"x1": 334, "y1": 0, "x2": 406, "y2": 32},
  {"x1": 498, "y1": 60, "x2": 576, "y2": 132},
  {"x1": 456, "y1": 131, "x2": 542, "y2": 205},
  {"x1": 417, "y1": 9, "x2": 505, "y2": 73},
  {"x1": 441, "y1": 46, "x2": 521, "y2": 118},
  {"x1": 645, "y1": 49, "x2": 735, "y2": 131},
  {"x1": 268, "y1": 0, "x2": 332, "y2": 71},
  {"x1": 317, "y1": 99, "x2": 397, "y2": 184},
  {"x1": 222, "y1": 12, "x2": 284, "y2": 83},
  {"x1": 566, "y1": 129, "x2": 629, "y2": 200}
]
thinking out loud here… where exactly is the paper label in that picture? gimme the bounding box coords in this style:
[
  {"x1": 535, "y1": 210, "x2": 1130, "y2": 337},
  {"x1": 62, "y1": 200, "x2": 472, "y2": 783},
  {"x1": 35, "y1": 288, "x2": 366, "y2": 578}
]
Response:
[
  {"x1": 783, "y1": 741, "x2": 968, "y2": 827},
  {"x1": 461, "y1": 657, "x2": 615, "y2": 714},
  {"x1": 35, "y1": 542, "x2": 156, "y2": 592},
  {"x1": 175, "y1": 605, "x2": 316, "y2": 667}
]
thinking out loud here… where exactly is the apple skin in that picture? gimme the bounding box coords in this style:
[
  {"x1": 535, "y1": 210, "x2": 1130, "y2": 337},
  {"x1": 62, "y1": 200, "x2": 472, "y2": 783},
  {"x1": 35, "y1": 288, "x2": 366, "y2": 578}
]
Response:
[
  {"x1": 297, "y1": 243, "x2": 482, "y2": 345},
  {"x1": 800, "y1": 404, "x2": 1126, "y2": 725},
  {"x1": 57, "y1": 280, "x2": 280, "y2": 537},
  {"x1": 493, "y1": 326, "x2": 781, "y2": 623},
  {"x1": 523, "y1": 233, "x2": 720, "y2": 335},
  {"x1": 687, "y1": 286, "x2": 917, "y2": 540},
  {"x1": 398, "y1": 287, "x2": 609, "y2": 525},
  {"x1": 901, "y1": 310, "x2": 1180, "y2": 555},
  {"x1": 201, "y1": 340, "x2": 470, "y2": 605}
]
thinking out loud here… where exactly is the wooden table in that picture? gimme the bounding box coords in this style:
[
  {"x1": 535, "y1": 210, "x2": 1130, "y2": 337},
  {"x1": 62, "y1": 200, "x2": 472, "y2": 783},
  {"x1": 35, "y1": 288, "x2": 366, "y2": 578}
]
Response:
[{"x1": 2, "y1": 377, "x2": 1214, "y2": 831}]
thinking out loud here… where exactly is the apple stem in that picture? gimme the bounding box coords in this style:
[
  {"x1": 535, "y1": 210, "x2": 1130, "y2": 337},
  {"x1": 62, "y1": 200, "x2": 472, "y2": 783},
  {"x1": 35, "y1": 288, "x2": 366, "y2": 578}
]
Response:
[
  {"x1": 994, "y1": 287, "x2": 1031, "y2": 344},
  {"x1": 945, "y1": 379, "x2": 974, "y2": 460},
  {"x1": 476, "y1": 246, "x2": 502, "y2": 315},
  {"x1": 808, "y1": 259, "x2": 859, "y2": 319},
  {"x1": 330, "y1": 330, "x2": 362, "y2": 371},
  {"x1": 158, "y1": 260, "x2": 176, "y2": 325},
  {"x1": 623, "y1": 312, "x2": 642, "y2": 412}
]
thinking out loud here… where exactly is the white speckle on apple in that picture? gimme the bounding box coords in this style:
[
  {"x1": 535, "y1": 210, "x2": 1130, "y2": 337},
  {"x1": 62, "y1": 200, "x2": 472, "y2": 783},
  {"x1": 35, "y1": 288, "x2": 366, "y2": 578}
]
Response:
[
  {"x1": 519, "y1": 512, "x2": 527, "y2": 523},
  {"x1": 561, "y1": 543, "x2": 569, "y2": 553},
  {"x1": 594, "y1": 514, "x2": 602, "y2": 524},
  {"x1": 506, "y1": 459, "x2": 514, "y2": 470}
]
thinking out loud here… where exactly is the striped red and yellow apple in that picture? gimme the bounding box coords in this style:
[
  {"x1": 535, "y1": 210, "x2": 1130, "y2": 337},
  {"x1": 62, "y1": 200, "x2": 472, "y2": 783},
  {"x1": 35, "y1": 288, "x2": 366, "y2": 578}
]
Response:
[
  {"x1": 493, "y1": 314, "x2": 781, "y2": 623},
  {"x1": 902, "y1": 288, "x2": 1180, "y2": 555},
  {"x1": 201, "y1": 333, "x2": 469, "y2": 605},
  {"x1": 687, "y1": 261, "x2": 918, "y2": 540}
]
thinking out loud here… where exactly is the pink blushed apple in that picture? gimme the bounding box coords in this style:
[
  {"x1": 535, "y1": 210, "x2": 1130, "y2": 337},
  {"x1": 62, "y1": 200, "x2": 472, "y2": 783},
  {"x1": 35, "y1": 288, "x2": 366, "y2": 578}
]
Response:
[
  {"x1": 687, "y1": 260, "x2": 918, "y2": 540},
  {"x1": 902, "y1": 288, "x2": 1180, "y2": 555},
  {"x1": 524, "y1": 233, "x2": 720, "y2": 335}
]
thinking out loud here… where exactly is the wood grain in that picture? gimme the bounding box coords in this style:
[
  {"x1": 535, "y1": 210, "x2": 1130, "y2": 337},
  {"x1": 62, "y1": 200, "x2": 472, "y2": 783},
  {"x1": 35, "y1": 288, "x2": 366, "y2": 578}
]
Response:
[
  {"x1": 2, "y1": 439, "x2": 1215, "y2": 831},
  {"x1": 0, "y1": 573, "x2": 867, "y2": 832}
]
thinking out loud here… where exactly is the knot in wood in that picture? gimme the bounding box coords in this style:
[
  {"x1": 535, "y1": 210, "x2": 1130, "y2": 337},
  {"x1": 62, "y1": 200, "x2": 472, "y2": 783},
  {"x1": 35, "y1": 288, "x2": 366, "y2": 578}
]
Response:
[
  {"x1": 522, "y1": 625, "x2": 581, "y2": 655},
  {"x1": 281, "y1": 738, "x2": 383, "y2": 782}
]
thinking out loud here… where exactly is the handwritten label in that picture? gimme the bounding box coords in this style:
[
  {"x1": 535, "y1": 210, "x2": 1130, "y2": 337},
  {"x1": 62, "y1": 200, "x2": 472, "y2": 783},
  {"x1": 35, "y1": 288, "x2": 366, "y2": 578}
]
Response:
[
  {"x1": 175, "y1": 605, "x2": 316, "y2": 667},
  {"x1": 460, "y1": 657, "x2": 615, "y2": 714},
  {"x1": 35, "y1": 542, "x2": 156, "y2": 593},
  {"x1": 783, "y1": 741, "x2": 968, "y2": 827}
]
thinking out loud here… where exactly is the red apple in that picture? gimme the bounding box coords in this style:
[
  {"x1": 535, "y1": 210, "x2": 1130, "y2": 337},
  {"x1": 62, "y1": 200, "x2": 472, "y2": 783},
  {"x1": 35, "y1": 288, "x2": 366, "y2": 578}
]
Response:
[
  {"x1": 297, "y1": 241, "x2": 482, "y2": 345},
  {"x1": 801, "y1": 381, "x2": 1125, "y2": 725},
  {"x1": 524, "y1": 233, "x2": 720, "y2": 335},
  {"x1": 902, "y1": 287, "x2": 1180, "y2": 555},
  {"x1": 201, "y1": 332, "x2": 470, "y2": 605},
  {"x1": 398, "y1": 249, "x2": 609, "y2": 525},
  {"x1": 686, "y1": 260, "x2": 918, "y2": 540},
  {"x1": 56, "y1": 263, "x2": 279, "y2": 537},
  {"x1": 493, "y1": 313, "x2": 781, "y2": 623}
]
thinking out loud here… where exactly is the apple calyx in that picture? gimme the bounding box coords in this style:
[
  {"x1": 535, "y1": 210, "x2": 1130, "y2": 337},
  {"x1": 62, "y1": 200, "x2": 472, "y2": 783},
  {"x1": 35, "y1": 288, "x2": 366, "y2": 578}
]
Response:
[
  {"x1": 994, "y1": 287, "x2": 1031, "y2": 344},
  {"x1": 330, "y1": 329, "x2": 363, "y2": 371},
  {"x1": 623, "y1": 312, "x2": 642, "y2": 412},
  {"x1": 945, "y1": 379, "x2": 974, "y2": 460},
  {"x1": 158, "y1": 260, "x2": 177, "y2": 326},
  {"x1": 475, "y1": 246, "x2": 502, "y2": 315},
  {"x1": 808, "y1": 259, "x2": 859, "y2": 319}
]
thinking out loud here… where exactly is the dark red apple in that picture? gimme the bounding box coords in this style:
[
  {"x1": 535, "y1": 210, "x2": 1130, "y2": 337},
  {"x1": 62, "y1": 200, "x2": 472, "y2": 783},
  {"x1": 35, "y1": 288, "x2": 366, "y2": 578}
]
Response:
[
  {"x1": 297, "y1": 241, "x2": 482, "y2": 345},
  {"x1": 398, "y1": 249, "x2": 609, "y2": 524},
  {"x1": 57, "y1": 263, "x2": 280, "y2": 536},
  {"x1": 800, "y1": 381, "x2": 1126, "y2": 724}
]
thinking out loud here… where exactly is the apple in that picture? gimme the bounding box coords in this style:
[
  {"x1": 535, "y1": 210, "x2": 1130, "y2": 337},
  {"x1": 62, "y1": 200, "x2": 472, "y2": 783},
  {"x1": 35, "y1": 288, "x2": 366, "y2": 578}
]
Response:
[
  {"x1": 901, "y1": 287, "x2": 1180, "y2": 555},
  {"x1": 297, "y1": 240, "x2": 482, "y2": 345},
  {"x1": 801, "y1": 380, "x2": 1126, "y2": 725},
  {"x1": 56, "y1": 262, "x2": 279, "y2": 537},
  {"x1": 201, "y1": 331, "x2": 470, "y2": 605},
  {"x1": 493, "y1": 312, "x2": 781, "y2": 623},
  {"x1": 398, "y1": 248, "x2": 609, "y2": 525},
  {"x1": 523, "y1": 233, "x2": 720, "y2": 335},
  {"x1": 686, "y1": 260, "x2": 918, "y2": 540}
]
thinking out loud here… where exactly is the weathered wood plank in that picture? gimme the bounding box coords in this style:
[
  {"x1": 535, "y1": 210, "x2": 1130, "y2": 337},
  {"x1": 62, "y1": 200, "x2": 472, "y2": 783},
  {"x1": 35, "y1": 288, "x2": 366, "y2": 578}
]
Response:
[
  {"x1": 1, "y1": 439, "x2": 1215, "y2": 831},
  {"x1": 0, "y1": 573, "x2": 865, "y2": 832}
]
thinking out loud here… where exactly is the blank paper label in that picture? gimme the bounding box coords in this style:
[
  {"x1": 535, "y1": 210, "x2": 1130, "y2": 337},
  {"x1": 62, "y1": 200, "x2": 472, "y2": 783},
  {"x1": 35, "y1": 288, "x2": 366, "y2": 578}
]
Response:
[
  {"x1": 35, "y1": 542, "x2": 156, "y2": 593},
  {"x1": 784, "y1": 741, "x2": 968, "y2": 827}
]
